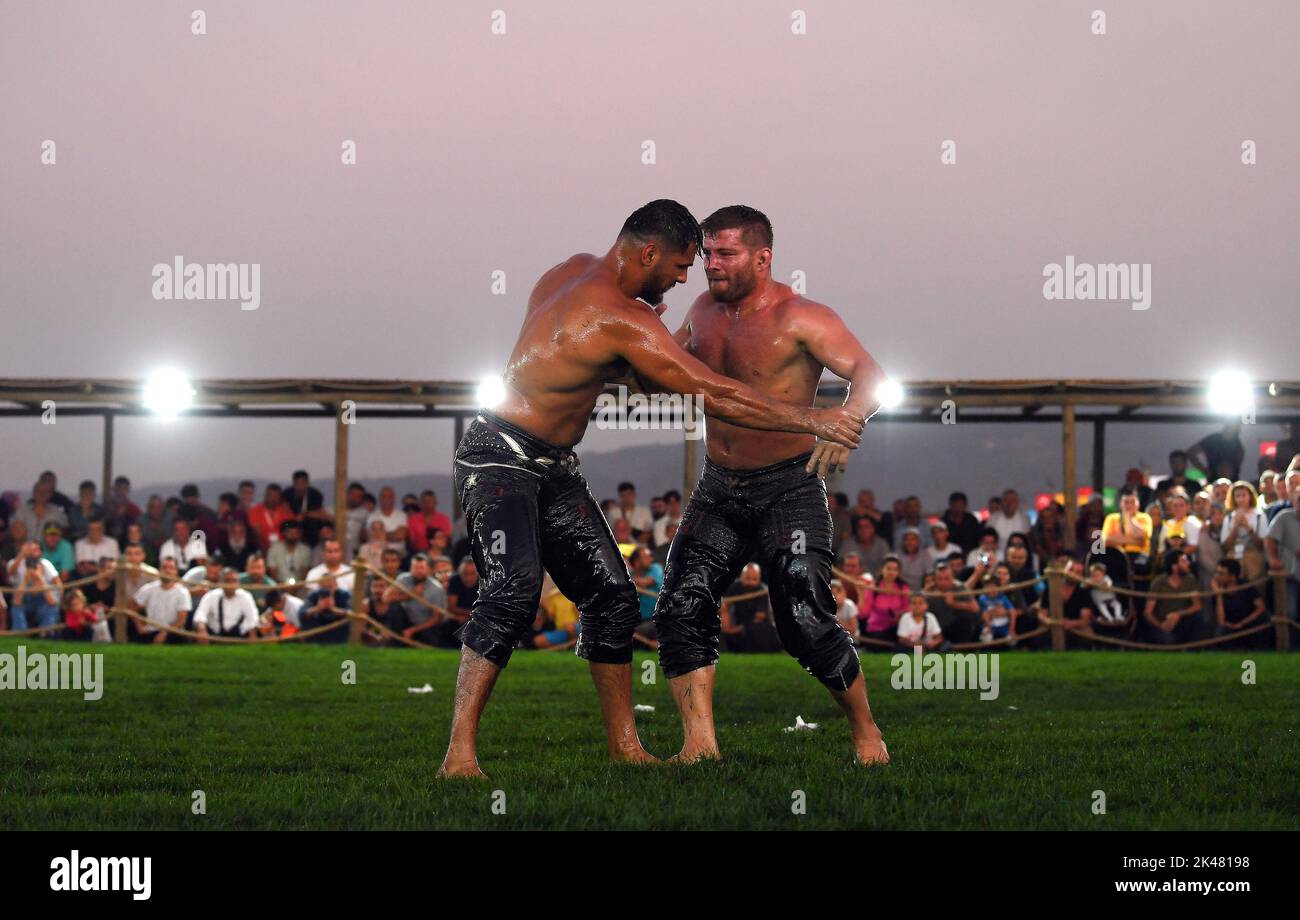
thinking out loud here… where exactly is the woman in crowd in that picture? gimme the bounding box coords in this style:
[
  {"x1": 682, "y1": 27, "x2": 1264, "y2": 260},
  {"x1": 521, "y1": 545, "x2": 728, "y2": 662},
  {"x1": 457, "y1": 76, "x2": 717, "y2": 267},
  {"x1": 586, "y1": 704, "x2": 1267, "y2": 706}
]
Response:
[
  {"x1": 859, "y1": 556, "x2": 910, "y2": 646},
  {"x1": 1220, "y1": 481, "x2": 1269, "y2": 582}
]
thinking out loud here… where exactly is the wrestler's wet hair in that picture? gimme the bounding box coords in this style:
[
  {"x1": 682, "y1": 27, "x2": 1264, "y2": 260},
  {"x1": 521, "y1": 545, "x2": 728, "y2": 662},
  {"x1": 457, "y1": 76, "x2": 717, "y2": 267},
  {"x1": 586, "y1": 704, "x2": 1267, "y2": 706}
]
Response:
[
  {"x1": 701, "y1": 204, "x2": 774, "y2": 250},
  {"x1": 619, "y1": 199, "x2": 703, "y2": 256}
]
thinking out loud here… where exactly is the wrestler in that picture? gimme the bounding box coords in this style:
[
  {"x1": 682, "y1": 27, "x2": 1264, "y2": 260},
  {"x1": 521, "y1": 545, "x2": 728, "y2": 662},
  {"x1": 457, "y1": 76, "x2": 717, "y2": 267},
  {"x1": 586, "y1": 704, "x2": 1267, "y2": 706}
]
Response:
[
  {"x1": 653, "y1": 205, "x2": 890, "y2": 765},
  {"x1": 439, "y1": 199, "x2": 866, "y2": 777}
]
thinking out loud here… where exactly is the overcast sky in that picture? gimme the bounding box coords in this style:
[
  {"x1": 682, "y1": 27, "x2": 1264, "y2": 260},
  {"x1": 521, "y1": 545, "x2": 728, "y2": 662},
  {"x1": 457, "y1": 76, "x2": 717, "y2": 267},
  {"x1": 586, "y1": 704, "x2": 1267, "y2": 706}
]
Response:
[{"x1": 1, "y1": 1, "x2": 1296, "y2": 496}]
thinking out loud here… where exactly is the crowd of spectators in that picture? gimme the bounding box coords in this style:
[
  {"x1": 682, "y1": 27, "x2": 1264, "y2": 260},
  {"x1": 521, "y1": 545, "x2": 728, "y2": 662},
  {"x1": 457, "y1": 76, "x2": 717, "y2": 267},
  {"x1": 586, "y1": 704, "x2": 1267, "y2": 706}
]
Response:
[{"x1": 2, "y1": 421, "x2": 1298, "y2": 656}]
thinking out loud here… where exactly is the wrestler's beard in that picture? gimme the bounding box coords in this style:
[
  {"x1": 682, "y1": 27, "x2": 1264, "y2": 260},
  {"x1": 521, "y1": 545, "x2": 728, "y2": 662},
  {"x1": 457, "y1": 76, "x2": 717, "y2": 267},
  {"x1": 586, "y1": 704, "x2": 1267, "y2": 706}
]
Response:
[{"x1": 708, "y1": 268, "x2": 757, "y2": 303}]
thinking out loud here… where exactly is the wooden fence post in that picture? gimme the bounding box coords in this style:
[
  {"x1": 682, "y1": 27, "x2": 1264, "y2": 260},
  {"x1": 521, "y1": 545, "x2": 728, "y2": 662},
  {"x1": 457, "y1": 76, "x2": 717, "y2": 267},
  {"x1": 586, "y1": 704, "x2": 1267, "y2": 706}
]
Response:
[
  {"x1": 1048, "y1": 565, "x2": 1066, "y2": 651},
  {"x1": 1274, "y1": 571, "x2": 1291, "y2": 652},
  {"x1": 348, "y1": 560, "x2": 367, "y2": 644},
  {"x1": 113, "y1": 561, "x2": 128, "y2": 643}
]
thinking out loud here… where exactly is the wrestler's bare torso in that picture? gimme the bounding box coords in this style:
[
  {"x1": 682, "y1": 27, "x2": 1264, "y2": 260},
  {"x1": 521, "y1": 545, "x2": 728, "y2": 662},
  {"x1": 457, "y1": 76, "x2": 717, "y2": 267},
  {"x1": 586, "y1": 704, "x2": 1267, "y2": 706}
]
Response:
[
  {"x1": 680, "y1": 283, "x2": 827, "y2": 469},
  {"x1": 495, "y1": 254, "x2": 645, "y2": 448}
]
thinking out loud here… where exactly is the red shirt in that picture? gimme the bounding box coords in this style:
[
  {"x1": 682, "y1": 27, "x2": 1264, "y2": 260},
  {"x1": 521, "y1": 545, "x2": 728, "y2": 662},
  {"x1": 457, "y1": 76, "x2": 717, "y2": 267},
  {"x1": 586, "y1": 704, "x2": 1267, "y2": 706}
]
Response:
[
  {"x1": 407, "y1": 510, "x2": 453, "y2": 553},
  {"x1": 248, "y1": 503, "x2": 293, "y2": 549}
]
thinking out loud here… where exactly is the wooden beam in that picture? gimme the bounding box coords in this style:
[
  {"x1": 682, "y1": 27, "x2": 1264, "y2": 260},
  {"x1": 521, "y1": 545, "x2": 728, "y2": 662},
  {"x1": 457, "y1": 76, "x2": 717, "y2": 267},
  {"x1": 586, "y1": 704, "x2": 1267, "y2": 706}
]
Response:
[
  {"x1": 333, "y1": 405, "x2": 349, "y2": 550},
  {"x1": 102, "y1": 412, "x2": 115, "y2": 502},
  {"x1": 1062, "y1": 404, "x2": 1078, "y2": 551},
  {"x1": 1092, "y1": 419, "x2": 1106, "y2": 494}
]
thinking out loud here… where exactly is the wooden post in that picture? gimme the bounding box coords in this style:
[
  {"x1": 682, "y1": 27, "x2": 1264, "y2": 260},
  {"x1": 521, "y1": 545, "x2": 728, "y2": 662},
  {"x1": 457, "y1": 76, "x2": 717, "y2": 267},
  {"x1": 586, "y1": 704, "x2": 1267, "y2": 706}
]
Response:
[
  {"x1": 102, "y1": 411, "x2": 115, "y2": 503},
  {"x1": 1047, "y1": 565, "x2": 1066, "y2": 651},
  {"x1": 113, "y1": 560, "x2": 128, "y2": 644},
  {"x1": 1091, "y1": 418, "x2": 1105, "y2": 495},
  {"x1": 1275, "y1": 571, "x2": 1292, "y2": 651},
  {"x1": 452, "y1": 413, "x2": 466, "y2": 520},
  {"x1": 333, "y1": 402, "x2": 350, "y2": 551},
  {"x1": 347, "y1": 559, "x2": 367, "y2": 644},
  {"x1": 683, "y1": 434, "x2": 699, "y2": 499},
  {"x1": 1062, "y1": 404, "x2": 1078, "y2": 552}
]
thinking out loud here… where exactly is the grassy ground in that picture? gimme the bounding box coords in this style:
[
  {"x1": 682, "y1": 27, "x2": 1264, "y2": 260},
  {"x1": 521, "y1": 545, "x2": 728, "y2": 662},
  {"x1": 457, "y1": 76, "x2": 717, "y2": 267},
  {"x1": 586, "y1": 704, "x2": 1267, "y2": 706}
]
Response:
[{"x1": 1, "y1": 639, "x2": 1296, "y2": 830}]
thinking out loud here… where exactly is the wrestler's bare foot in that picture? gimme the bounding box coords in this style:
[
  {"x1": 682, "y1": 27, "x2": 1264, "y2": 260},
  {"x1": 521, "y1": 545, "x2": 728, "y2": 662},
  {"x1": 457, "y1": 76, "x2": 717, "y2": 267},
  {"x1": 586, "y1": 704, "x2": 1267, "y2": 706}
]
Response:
[
  {"x1": 853, "y1": 732, "x2": 890, "y2": 766},
  {"x1": 609, "y1": 745, "x2": 661, "y2": 765},
  {"x1": 436, "y1": 758, "x2": 487, "y2": 779},
  {"x1": 668, "y1": 744, "x2": 721, "y2": 764}
]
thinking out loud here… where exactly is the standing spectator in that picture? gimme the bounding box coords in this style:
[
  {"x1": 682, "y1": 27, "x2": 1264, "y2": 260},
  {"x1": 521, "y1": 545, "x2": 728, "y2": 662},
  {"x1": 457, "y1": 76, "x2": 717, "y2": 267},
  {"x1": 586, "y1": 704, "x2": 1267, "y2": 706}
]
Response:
[
  {"x1": 839, "y1": 515, "x2": 890, "y2": 573},
  {"x1": 1265, "y1": 463, "x2": 1300, "y2": 523},
  {"x1": 103, "y1": 476, "x2": 141, "y2": 544},
  {"x1": 1121, "y1": 468, "x2": 1155, "y2": 512},
  {"x1": 139, "y1": 495, "x2": 173, "y2": 554},
  {"x1": 193, "y1": 568, "x2": 261, "y2": 641},
  {"x1": 938, "y1": 491, "x2": 982, "y2": 554},
  {"x1": 607, "y1": 481, "x2": 653, "y2": 541},
  {"x1": 989, "y1": 489, "x2": 1031, "y2": 550},
  {"x1": 1188, "y1": 422, "x2": 1245, "y2": 483},
  {"x1": 36, "y1": 471, "x2": 74, "y2": 515},
  {"x1": 341, "y1": 482, "x2": 369, "y2": 558},
  {"x1": 828, "y1": 491, "x2": 852, "y2": 553},
  {"x1": 248, "y1": 484, "x2": 293, "y2": 550},
  {"x1": 1220, "y1": 481, "x2": 1269, "y2": 582},
  {"x1": 1143, "y1": 549, "x2": 1201, "y2": 644},
  {"x1": 860, "y1": 556, "x2": 910, "y2": 645},
  {"x1": 178, "y1": 484, "x2": 219, "y2": 536},
  {"x1": 286, "y1": 470, "x2": 332, "y2": 547},
  {"x1": 1158, "y1": 488, "x2": 1201, "y2": 561},
  {"x1": 367, "y1": 486, "x2": 409, "y2": 556},
  {"x1": 130, "y1": 557, "x2": 192, "y2": 644},
  {"x1": 964, "y1": 528, "x2": 1001, "y2": 572},
  {"x1": 896, "y1": 593, "x2": 944, "y2": 652},
  {"x1": 9, "y1": 540, "x2": 62, "y2": 632},
  {"x1": 896, "y1": 528, "x2": 928, "y2": 590},
  {"x1": 15, "y1": 480, "x2": 70, "y2": 541},
  {"x1": 67, "y1": 480, "x2": 104, "y2": 542},
  {"x1": 407, "y1": 490, "x2": 452, "y2": 555},
  {"x1": 236, "y1": 480, "x2": 258, "y2": 517},
  {"x1": 1164, "y1": 449, "x2": 1203, "y2": 496},
  {"x1": 1265, "y1": 475, "x2": 1300, "y2": 621},
  {"x1": 358, "y1": 519, "x2": 389, "y2": 572},
  {"x1": 74, "y1": 518, "x2": 119, "y2": 578},
  {"x1": 266, "y1": 520, "x2": 311, "y2": 584},
  {"x1": 849, "y1": 489, "x2": 893, "y2": 547},
  {"x1": 1075, "y1": 495, "x2": 1106, "y2": 552},
  {"x1": 892, "y1": 497, "x2": 932, "y2": 551},
  {"x1": 1196, "y1": 501, "x2": 1227, "y2": 591}
]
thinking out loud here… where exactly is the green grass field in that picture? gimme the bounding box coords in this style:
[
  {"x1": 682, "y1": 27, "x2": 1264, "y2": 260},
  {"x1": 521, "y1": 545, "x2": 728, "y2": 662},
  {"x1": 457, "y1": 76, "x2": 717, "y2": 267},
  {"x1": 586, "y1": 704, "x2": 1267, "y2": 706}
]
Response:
[{"x1": 1, "y1": 639, "x2": 1297, "y2": 830}]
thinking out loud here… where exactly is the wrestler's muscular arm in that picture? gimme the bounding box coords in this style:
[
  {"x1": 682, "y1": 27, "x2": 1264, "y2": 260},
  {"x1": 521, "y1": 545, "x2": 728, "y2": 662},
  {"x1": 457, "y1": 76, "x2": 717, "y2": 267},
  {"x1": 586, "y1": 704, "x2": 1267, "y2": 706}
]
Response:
[
  {"x1": 605, "y1": 300, "x2": 865, "y2": 449},
  {"x1": 792, "y1": 301, "x2": 888, "y2": 478}
]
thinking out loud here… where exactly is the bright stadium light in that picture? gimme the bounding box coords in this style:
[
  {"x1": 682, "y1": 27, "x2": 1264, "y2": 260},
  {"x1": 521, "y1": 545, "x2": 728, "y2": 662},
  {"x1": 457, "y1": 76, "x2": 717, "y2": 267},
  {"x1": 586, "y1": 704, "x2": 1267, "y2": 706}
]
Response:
[
  {"x1": 1207, "y1": 370, "x2": 1253, "y2": 416},
  {"x1": 477, "y1": 375, "x2": 507, "y2": 409},
  {"x1": 142, "y1": 367, "x2": 195, "y2": 417},
  {"x1": 876, "y1": 378, "x2": 904, "y2": 410}
]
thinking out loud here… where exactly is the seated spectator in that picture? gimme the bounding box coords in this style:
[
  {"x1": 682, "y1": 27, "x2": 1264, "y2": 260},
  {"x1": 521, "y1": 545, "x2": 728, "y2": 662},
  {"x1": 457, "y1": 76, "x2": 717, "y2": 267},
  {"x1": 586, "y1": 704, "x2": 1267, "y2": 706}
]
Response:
[
  {"x1": 221, "y1": 519, "x2": 256, "y2": 571},
  {"x1": 407, "y1": 490, "x2": 452, "y2": 555},
  {"x1": 286, "y1": 470, "x2": 331, "y2": 547},
  {"x1": 384, "y1": 554, "x2": 448, "y2": 643},
  {"x1": 300, "y1": 574, "x2": 351, "y2": 643},
  {"x1": 74, "y1": 518, "x2": 119, "y2": 578},
  {"x1": 896, "y1": 592, "x2": 945, "y2": 652},
  {"x1": 139, "y1": 494, "x2": 173, "y2": 553},
  {"x1": 130, "y1": 557, "x2": 192, "y2": 644},
  {"x1": 860, "y1": 556, "x2": 910, "y2": 645},
  {"x1": 989, "y1": 489, "x2": 1031, "y2": 551},
  {"x1": 9, "y1": 539, "x2": 62, "y2": 632},
  {"x1": 159, "y1": 518, "x2": 208, "y2": 570},
  {"x1": 65, "y1": 481, "x2": 102, "y2": 543},
  {"x1": 531, "y1": 574, "x2": 580, "y2": 649},
  {"x1": 41, "y1": 523, "x2": 76, "y2": 581},
  {"x1": 1102, "y1": 488, "x2": 1153, "y2": 574},
  {"x1": 306, "y1": 538, "x2": 355, "y2": 593},
  {"x1": 837, "y1": 552, "x2": 869, "y2": 605},
  {"x1": 629, "y1": 546, "x2": 663, "y2": 649},
  {"x1": 358, "y1": 519, "x2": 388, "y2": 572},
  {"x1": 248, "y1": 483, "x2": 293, "y2": 550},
  {"x1": 82, "y1": 556, "x2": 118, "y2": 625},
  {"x1": 1080, "y1": 561, "x2": 1126, "y2": 637},
  {"x1": 977, "y1": 577, "x2": 1016, "y2": 642},
  {"x1": 1143, "y1": 549, "x2": 1202, "y2": 644},
  {"x1": 367, "y1": 486, "x2": 408, "y2": 556},
  {"x1": 193, "y1": 568, "x2": 261, "y2": 642},
  {"x1": 1213, "y1": 558, "x2": 1266, "y2": 646},
  {"x1": 896, "y1": 527, "x2": 928, "y2": 590},
  {"x1": 963, "y1": 527, "x2": 1000, "y2": 572},
  {"x1": 430, "y1": 554, "x2": 454, "y2": 587},
  {"x1": 364, "y1": 548, "x2": 405, "y2": 632},
  {"x1": 925, "y1": 520, "x2": 956, "y2": 571},
  {"x1": 892, "y1": 497, "x2": 932, "y2": 551},
  {"x1": 607, "y1": 481, "x2": 653, "y2": 542},
  {"x1": 840, "y1": 515, "x2": 890, "y2": 573},
  {"x1": 926, "y1": 561, "x2": 982, "y2": 644},
  {"x1": 266, "y1": 520, "x2": 311, "y2": 585},
  {"x1": 1030, "y1": 500, "x2": 1066, "y2": 562},
  {"x1": 720, "y1": 563, "x2": 781, "y2": 653},
  {"x1": 183, "y1": 551, "x2": 227, "y2": 602},
  {"x1": 441, "y1": 557, "x2": 479, "y2": 646},
  {"x1": 653, "y1": 520, "x2": 678, "y2": 567},
  {"x1": 612, "y1": 518, "x2": 638, "y2": 558},
  {"x1": 16, "y1": 480, "x2": 71, "y2": 544},
  {"x1": 831, "y1": 578, "x2": 860, "y2": 642},
  {"x1": 239, "y1": 552, "x2": 275, "y2": 615},
  {"x1": 61, "y1": 587, "x2": 108, "y2": 641},
  {"x1": 652, "y1": 490, "x2": 683, "y2": 549}
]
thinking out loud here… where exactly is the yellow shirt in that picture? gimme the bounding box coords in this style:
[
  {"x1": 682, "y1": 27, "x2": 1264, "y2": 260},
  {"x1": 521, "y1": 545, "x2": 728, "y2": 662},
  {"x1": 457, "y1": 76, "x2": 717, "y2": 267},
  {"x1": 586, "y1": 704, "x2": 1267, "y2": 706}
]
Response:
[
  {"x1": 1102, "y1": 511, "x2": 1153, "y2": 555},
  {"x1": 540, "y1": 590, "x2": 579, "y2": 631}
]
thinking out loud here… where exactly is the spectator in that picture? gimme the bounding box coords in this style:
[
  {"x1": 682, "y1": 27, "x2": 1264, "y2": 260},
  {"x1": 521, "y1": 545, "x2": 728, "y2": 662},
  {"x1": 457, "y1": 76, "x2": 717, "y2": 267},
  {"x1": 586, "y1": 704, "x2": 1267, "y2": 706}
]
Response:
[
  {"x1": 612, "y1": 518, "x2": 638, "y2": 557},
  {"x1": 629, "y1": 546, "x2": 663, "y2": 648},
  {"x1": 74, "y1": 518, "x2": 119, "y2": 578},
  {"x1": 183, "y1": 552, "x2": 226, "y2": 602},
  {"x1": 300, "y1": 574, "x2": 351, "y2": 643},
  {"x1": 1102, "y1": 489, "x2": 1153, "y2": 568},
  {"x1": 1188, "y1": 421, "x2": 1245, "y2": 483},
  {"x1": 1212, "y1": 558, "x2": 1266, "y2": 646},
  {"x1": 964, "y1": 528, "x2": 1000, "y2": 573},
  {"x1": 221, "y1": 519, "x2": 256, "y2": 571},
  {"x1": 1157, "y1": 488, "x2": 1201, "y2": 561},
  {"x1": 9, "y1": 539, "x2": 62, "y2": 632},
  {"x1": 1220, "y1": 481, "x2": 1269, "y2": 582},
  {"x1": 36, "y1": 471, "x2": 74, "y2": 515},
  {"x1": 1121, "y1": 468, "x2": 1155, "y2": 512},
  {"x1": 828, "y1": 491, "x2": 852, "y2": 552},
  {"x1": 367, "y1": 486, "x2": 408, "y2": 555},
  {"x1": 159, "y1": 518, "x2": 207, "y2": 570},
  {"x1": 236, "y1": 480, "x2": 257, "y2": 517},
  {"x1": 119, "y1": 542, "x2": 151, "y2": 600},
  {"x1": 286, "y1": 470, "x2": 331, "y2": 547},
  {"x1": 532, "y1": 574, "x2": 580, "y2": 649},
  {"x1": 989, "y1": 489, "x2": 1031, "y2": 550},
  {"x1": 839, "y1": 515, "x2": 890, "y2": 573},
  {"x1": 892, "y1": 497, "x2": 931, "y2": 551},
  {"x1": 830, "y1": 578, "x2": 860, "y2": 642},
  {"x1": 193, "y1": 568, "x2": 260, "y2": 642},
  {"x1": 15, "y1": 480, "x2": 70, "y2": 540},
  {"x1": 431, "y1": 555, "x2": 454, "y2": 586},
  {"x1": 837, "y1": 552, "x2": 869, "y2": 606},
  {"x1": 1258, "y1": 470, "x2": 1279, "y2": 509},
  {"x1": 607, "y1": 481, "x2": 653, "y2": 540},
  {"x1": 365, "y1": 548, "x2": 406, "y2": 632},
  {"x1": 1143, "y1": 549, "x2": 1201, "y2": 644},
  {"x1": 139, "y1": 495, "x2": 173, "y2": 553},
  {"x1": 130, "y1": 557, "x2": 192, "y2": 644},
  {"x1": 266, "y1": 520, "x2": 311, "y2": 584},
  {"x1": 1058, "y1": 558, "x2": 1101, "y2": 639},
  {"x1": 927, "y1": 561, "x2": 981, "y2": 643},
  {"x1": 103, "y1": 475, "x2": 141, "y2": 543},
  {"x1": 342, "y1": 481, "x2": 369, "y2": 558},
  {"x1": 896, "y1": 527, "x2": 927, "y2": 590},
  {"x1": 653, "y1": 520, "x2": 678, "y2": 567},
  {"x1": 938, "y1": 491, "x2": 981, "y2": 554},
  {"x1": 1196, "y1": 500, "x2": 1227, "y2": 591},
  {"x1": 1264, "y1": 463, "x2": 1299, "y2": 525},
  {"x1": 1164, "y1": 449, "x2": 1203, "y2": 497},
  {"x1": 1265, "y1": 475, "x2": 1300, "y2": 621},
  {"x1": 178, "y1": 484, "x2": 219, "y2": 537},
  {"x1": 976, "y1": 575, "x2": 1016, "y2": 642},
  {"x1": 41, "y1": 524, "x2": 75, "y2": 581},
  {"x1": 248, "y1": 484, "x2": 293, "y2": 550},
  {"x1": 896, "y1": 592, "x2": 944, "y2": 652},
  {"x1": 358, "y1": 519, "x2": 389, "y2": 572},
  {"x1": 652, "y1": 490, "x2": 683, "y2": 548},
  {"x1": 0, "y1": 517, "x2": 28, "y2": 569},
  {"x1": 67, "y1": 480, "x2": 104, "y2": 542},
  {"x1": 1270, "y1": 420, "x2": 1300, "y2": 474},
  {"x1": 925, "y1": 520, "x2": 956, "y2": 571},
  {"x1": 1075, "y1": 495, "x2": 1106, "y2": 551},
  {"x1": 442, "y1": 557, "x2": 479, "y2": 645},
  {"x1": 62, "y1": 588, "x2": 107, "y2": 642},
  {"x1": 860, "y1": 556, "x2": 910, "y2": 644},
  {"x1": 1029, "y1": 500, "x2": 1066, "y2": 562},
  {"x1": 720, "y1": 563, "x2": 780, "y2": 653},
  {"x1": 850, "y1": 489, "x2": 894, "y2": 546},
  {"x1": 306, "y1": 538, "x2": 355, "y2": 593},
  {"x1": 407, "y1": 490, "x2": 453, "y2": 555},
  {"x1": 386, "y1": 554, "x2": 448, "y2": 643}
]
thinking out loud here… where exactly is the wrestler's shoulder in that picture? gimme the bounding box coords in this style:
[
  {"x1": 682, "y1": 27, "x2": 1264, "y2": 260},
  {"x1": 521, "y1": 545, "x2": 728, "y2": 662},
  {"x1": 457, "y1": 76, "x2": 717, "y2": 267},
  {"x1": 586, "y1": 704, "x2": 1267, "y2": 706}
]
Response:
[{"x1": 771, "y1": 286, "x2": 841, "y2": 324}]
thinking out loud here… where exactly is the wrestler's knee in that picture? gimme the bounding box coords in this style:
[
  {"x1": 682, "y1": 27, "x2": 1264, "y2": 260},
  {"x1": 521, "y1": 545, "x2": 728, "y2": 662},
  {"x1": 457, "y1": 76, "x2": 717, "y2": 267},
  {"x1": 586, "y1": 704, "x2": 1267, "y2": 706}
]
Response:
[
  {"x1": 771, "y1": 552, "x2": 858, "y2": 689},
  {"x1": 575, "y1": 580, "x2": 639, "y2": 664}
]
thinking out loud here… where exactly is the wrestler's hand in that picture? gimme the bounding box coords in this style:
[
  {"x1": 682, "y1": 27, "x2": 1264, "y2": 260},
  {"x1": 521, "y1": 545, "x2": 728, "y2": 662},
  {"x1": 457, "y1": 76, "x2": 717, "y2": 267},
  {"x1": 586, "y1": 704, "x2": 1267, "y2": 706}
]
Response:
[
  {"x1": 810, "y1": 406, "x2": 864, "y2": 449},
  {"x1": 806, "y1": 440, "x2": 851, "y2": 479}
]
